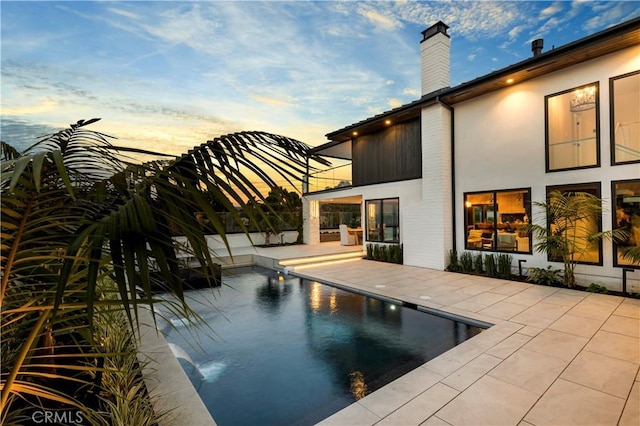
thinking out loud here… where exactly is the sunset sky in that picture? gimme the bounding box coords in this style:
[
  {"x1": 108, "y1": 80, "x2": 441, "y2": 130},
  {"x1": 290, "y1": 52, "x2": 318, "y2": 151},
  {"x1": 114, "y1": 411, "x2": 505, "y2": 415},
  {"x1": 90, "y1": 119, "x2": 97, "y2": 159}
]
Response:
[{"x1": 2, "y1": 1, "x2": 639, "y2": 157}]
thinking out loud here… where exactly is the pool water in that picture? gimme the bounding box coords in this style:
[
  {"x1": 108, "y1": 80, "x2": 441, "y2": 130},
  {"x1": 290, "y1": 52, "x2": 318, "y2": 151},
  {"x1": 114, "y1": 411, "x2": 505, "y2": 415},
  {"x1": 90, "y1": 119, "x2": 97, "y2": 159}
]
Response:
[{"x1": 161, "y1": 267, "x2": 483, "y2": 426}]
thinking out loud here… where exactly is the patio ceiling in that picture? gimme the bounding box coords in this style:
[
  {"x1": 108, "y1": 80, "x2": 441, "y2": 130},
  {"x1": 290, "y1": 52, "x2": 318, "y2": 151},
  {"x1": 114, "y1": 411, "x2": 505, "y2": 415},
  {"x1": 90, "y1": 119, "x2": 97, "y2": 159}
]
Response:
[{"x1": 319, "y1": 195, "x2": 362, "y2": 204}]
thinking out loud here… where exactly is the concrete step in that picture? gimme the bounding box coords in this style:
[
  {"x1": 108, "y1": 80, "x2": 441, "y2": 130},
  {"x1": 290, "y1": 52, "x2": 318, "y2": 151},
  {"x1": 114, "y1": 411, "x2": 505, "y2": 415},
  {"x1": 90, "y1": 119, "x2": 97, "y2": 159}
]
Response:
[{"x1": 279, "y1": 250, "x2": 365, "y2": 270}]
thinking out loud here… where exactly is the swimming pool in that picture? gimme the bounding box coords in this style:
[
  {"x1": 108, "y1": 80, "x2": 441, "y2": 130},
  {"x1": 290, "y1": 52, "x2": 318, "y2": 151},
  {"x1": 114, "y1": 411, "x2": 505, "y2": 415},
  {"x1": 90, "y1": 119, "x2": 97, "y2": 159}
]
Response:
[{"x1": 161, "y1": 267, "x2": 483, "y2": 426}]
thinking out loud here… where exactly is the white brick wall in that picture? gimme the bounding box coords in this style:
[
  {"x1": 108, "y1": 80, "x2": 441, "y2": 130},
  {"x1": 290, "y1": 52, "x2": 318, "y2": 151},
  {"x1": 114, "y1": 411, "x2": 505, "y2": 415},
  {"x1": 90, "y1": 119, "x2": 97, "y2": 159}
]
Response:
[
  {"x1": 421, "y1": 33, "x2": 450, "y2": 95},
  {"x1": 302, "y1": 198, "x2": 320, "y2": 244},
  {"x1": 417, "y1": 104, "x2": 453, "y2": 270}
]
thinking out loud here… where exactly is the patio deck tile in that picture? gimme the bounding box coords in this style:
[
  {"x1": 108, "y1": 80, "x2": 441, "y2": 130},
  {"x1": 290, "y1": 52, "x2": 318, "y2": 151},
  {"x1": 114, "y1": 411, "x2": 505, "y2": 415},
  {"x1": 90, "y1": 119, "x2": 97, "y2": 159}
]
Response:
[
  {"x1": 488, "y1": 348, "x2": 569, "y2": 394},
  {"x1": 541, "y1": 290, "x2": 587, "y2": 307},
  {"x1": 356, "y1": 367, "x2": 443, "y2": 418},
  {"x1": 485, "y1": 333, "x2": 532, "y2": 359},
  {"x1": 547, "y1": 313, "x2": 605, "y2": 338},
  {"x1": 435, "y1": 375, "x2": 539, "y2": 426},
  {"x1": 524, "y1": 379, "x2": 625, "y2": 426},
  {"x1": 601, "y1": 314, "x2": 640, "y2": 338},
  {"x1": 487, "y1": 281, "x2": 531, "y2": 296},
  {"x1": 426, "y1": 291, "x2": 475, "y2": 306},
  {"x1": 567, "y1": 295, "x2": 623, "y2": 321},
  {"x1": 420, "y1": 416, "x2": 452, "y2": 425},
  {"x1": 560, "y1": 351, "x2": 638, "y2": 398},
  {"x1": 316, "y1": 402, "x2": 380, "y2": 426},
  {"x1": 478, "y1": 301, "x2": 528, "y2": 320},
  {"x1": 440, "y1": 353, "x2": 502, "y2": 391},
  {"x1": 614, "y1": 298, "x2": 640, "y2": 319},
  {"x1": 583, "y1": 330, "x2": 640, "y2": 364},
  {"x1": 376, "y1": 383, "x2": 459, "y2": 426},
  {"x1": 517, "y1": 325, "x2": 544, "y2": 337},
  {"x1": 503, "y1": 292, "x2": 548, "y2": 307},
  {"x1": 620, "y1": 381, "x2": 640, "y2": 426},
  {"x1": 521, "y1": 328, "x2": 589, "y2": 361},
  {"x1": 422, "y1": 340, "x2": 484, "y2": 378}
]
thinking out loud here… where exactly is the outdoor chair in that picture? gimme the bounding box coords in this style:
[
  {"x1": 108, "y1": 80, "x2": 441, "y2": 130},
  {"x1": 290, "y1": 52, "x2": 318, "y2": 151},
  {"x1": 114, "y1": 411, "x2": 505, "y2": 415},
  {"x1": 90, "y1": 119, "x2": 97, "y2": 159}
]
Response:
[{"x1": 339, "y1": 224, "x2": 356, "y2": 245}]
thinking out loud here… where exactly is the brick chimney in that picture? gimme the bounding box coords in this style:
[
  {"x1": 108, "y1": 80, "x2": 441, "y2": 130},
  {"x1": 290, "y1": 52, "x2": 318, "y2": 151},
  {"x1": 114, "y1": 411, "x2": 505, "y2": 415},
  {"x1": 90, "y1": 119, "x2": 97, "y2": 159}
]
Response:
[{"x1": 420, "y1": 21, "x2": 450, "y2": 96}]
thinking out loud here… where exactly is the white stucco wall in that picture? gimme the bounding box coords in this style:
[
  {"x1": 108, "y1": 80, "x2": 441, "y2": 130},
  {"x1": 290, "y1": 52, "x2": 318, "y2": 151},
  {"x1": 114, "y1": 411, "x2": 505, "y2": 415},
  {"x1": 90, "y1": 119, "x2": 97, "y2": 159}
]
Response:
[{"x1": 454, "y1": 46, "x2": 640, "y2": 291}]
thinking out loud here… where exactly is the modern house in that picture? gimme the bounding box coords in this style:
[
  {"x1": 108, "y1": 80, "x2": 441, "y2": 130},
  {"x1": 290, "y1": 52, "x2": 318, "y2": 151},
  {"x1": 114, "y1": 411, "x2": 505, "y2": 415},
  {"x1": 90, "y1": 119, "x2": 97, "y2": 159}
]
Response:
[{"x1": 302, "y1": 17, "x2": 640, "y2": 290}]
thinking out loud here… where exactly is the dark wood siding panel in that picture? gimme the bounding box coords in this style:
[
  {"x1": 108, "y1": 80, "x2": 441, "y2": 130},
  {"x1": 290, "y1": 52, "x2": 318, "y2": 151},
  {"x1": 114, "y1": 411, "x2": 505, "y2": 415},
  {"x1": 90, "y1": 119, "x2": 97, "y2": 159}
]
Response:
[{"x1": 352, "y1": 119, "x2": 422, "y2": 186}]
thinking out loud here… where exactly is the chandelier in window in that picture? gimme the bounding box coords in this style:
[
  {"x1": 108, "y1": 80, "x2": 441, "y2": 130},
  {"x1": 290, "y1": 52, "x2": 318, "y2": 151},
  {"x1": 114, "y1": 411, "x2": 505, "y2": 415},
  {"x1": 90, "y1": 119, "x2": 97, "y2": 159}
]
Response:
[{"x1": 570, "y1": 85, "x2": 596, "y2": 112}]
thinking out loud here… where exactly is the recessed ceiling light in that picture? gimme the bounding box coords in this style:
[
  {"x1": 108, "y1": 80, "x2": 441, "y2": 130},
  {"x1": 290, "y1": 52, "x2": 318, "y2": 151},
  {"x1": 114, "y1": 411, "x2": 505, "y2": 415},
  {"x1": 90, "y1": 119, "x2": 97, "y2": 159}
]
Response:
[
  {"x1": 352, "y1": 131, "x2": 358, "y2": 136},
  {"x1": 506, "y1": 78, "x2": 514, "y2": 84},
  {"x1": 385, "y1": 119, "x2": 391, "y2": 125}
]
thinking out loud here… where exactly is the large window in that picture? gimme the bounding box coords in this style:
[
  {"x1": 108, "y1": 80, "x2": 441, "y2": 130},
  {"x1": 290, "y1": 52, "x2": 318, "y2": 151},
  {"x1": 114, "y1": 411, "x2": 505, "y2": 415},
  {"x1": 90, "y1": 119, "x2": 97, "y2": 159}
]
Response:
[
  {"x1": 365, "y1": 198, "x2": 399, "y2": 243},
  {"x1": 611, "y1": 71, "x2": 640, "y2": 165},
  {"x1": 464, "y1": 188, "x2": 531, "y2": 253},
  {"x1": 546, "y1": 183, "x2": 602, "y2": 265},
  {"x1": 612, "y1": 179, "x2": 640, "y2": 268},
  {"x1": 545, "y1": 83, "x2": 600, "y2": 172}
]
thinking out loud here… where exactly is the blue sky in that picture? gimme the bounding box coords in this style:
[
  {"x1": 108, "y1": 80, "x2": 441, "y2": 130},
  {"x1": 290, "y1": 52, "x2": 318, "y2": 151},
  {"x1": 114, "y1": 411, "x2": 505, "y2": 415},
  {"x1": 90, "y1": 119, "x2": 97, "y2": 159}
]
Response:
[{"x1": 2, "y1": 1, "x2": 639, "y2": 156}]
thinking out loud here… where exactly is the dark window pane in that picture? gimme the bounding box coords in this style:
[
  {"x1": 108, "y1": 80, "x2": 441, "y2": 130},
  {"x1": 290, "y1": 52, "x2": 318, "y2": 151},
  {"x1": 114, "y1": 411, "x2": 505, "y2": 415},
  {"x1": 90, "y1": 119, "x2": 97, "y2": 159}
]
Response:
[{"x1": 613, "y1": 179, "x2": 640, "y2": 267}]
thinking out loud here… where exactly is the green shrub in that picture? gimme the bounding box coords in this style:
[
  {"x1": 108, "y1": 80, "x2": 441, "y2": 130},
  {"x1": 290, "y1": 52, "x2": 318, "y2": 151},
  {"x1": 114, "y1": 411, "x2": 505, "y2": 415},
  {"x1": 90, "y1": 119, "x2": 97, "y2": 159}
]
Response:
[
  {"x1": 448, "y1": 249, "x2": 459, "y2": 272},
  {"x1": 497, "y1": 253, "x2": 513, "y2": 278},
  {"x1": 484, "y1": 254, "x2": 497, "y2": 277},
  {"x1": 366, "y1": 243, "x2": 402, "y2": 264},
  {"x1": 380, "y1": 245, "x2": 388, "y2": 262},
  {"x1": 473, "y1": 253, "x2": 483, "y2": 274},
  {"x1": 460, "y1": 252, "x2": 473, "y2": 272},
  {"x1": 586, "y1": 283, "x2": 609, "y2": 293},
  {"x1": 526, "y1": 265, "x2": 561, "y2": 286},
  {"x1": 388, "y1": 244, "x2": 403, "y2": 264}
]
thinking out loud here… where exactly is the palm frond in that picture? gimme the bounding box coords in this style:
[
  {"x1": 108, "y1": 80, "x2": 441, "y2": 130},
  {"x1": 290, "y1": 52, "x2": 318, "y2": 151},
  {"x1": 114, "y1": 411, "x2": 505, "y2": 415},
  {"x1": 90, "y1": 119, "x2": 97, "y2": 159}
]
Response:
[{"x1": 2, "y1": 119, "x2": 325, "y2": 417}]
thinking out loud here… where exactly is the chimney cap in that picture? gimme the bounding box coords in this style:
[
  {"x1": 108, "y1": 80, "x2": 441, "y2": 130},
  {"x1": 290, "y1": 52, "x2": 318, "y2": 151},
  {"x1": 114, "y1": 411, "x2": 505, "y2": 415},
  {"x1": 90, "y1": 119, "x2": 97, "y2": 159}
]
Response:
[
  {"x1": 531, "y1": 38, "x2": 544, "y2": 56},
  {"x1": 421, "y1": 21, "x2": 450, "y2": 42}
]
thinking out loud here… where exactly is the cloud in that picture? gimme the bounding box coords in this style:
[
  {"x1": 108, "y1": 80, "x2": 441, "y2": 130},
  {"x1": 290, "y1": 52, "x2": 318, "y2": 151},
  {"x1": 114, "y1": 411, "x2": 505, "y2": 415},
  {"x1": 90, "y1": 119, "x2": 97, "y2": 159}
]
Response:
[
  {"x1": 402, "y1": 87, "x2": 419, "y2": 96},
  {"x1": 583, "y1": 4, "x2": 625, "y2": 30},
  {"x1": 388, "y1": 98, "x2": 402, "y2": 109},
  {"x1": 467, "y1": 53, "x2": 476, "y2": 62},
  {"x1": 0, "y1": 118, "x2": 62, "y2": 152},
  {"x1": 508, "y1": 25, "x2": 526, "y2": 40},
  {"x1": 541, "y1": 2, "x2": 563, "y2": 16},
  {"x1": 356, "y1": 3, "x2": 402, "y2": 31},
  {"x1": 386, "y1": 80, "x2": 394, "y2": 85},
  {"x1": 1, "y1": 98, "x2": 58, "y2": 116},
  {"x1": 250, "y1": 94, "x2": 296, "y2": 108},
  {"x1": 107, "y1": 7, "x2": 139, "y2": 20}
]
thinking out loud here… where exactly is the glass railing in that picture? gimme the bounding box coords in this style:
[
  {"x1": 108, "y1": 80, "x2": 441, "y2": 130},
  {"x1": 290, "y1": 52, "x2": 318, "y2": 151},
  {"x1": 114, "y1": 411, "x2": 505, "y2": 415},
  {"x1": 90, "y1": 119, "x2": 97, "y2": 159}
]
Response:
[
  {"x1": 304, "y1": 162, "x2": 352, "y2": 194},
  {"x1": 175, "y1": 210, "x2": 302, "y2": 236}
]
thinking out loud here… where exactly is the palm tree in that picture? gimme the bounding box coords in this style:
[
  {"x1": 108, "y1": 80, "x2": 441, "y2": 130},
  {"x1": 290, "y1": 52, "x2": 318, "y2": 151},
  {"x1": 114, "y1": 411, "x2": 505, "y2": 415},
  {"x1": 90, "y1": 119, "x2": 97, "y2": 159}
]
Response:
[
  {"x1": 0, "y1": 119, "x2": 329, "y2": 422},
  {"x1": 526, "y1": 190, "x2": 628, "y2": 287}
]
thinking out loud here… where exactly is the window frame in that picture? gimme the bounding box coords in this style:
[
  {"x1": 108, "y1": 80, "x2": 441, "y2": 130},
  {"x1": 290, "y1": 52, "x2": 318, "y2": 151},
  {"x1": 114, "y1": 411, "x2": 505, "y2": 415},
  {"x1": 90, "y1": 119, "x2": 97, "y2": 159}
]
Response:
[
  {"x1": 545, "y1": 182, "x2": 603, "y2": 266},
  {"x1": 610, "y1": 70, "x2": 640, "y2": 166},
  {"x1": 545, "y1": 82, "x2": 601, "y2": 173},
  {"x1": 611, "y1": 178, "x2": 640, "y2": 269},
  {"x1": 463, "y1": 188, "x2": 532, "y2": 254},
  {"x1": 365, "y1": 197, "x2": 400, "y2": 243}
]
